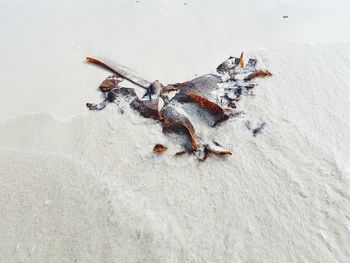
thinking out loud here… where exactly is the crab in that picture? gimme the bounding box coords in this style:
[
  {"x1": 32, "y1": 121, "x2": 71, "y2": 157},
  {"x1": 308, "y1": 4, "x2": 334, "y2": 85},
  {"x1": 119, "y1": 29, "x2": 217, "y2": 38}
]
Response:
[{"x1": 86, "y1": 53, "x2": 271, "y2": 161}]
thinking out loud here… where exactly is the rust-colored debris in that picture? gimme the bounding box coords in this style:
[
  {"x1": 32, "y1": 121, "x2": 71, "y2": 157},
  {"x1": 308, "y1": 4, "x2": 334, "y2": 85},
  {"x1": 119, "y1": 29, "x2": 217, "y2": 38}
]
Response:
[
  {"x1": 188, "y1": 93, "x2": 224, "y2": 115},
  {"x1": 244, "y1": 69, "x2": 272, "y2": 81},
  {"x1": 175, "y1": 151, "x2": 187, "y2": 156},
  {"x1": 99, "y1": 75, "x2": 121, "y2": 92},
  {"x1": 153, "y1": 144, "x2": 168, "y2": 153}
]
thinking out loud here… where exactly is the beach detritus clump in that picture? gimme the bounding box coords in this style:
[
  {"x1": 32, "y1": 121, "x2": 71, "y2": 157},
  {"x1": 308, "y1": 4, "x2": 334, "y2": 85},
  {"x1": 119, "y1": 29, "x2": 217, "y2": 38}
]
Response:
[{"x1": 86, "y1": 53, "x2": 271, "y2": 161}]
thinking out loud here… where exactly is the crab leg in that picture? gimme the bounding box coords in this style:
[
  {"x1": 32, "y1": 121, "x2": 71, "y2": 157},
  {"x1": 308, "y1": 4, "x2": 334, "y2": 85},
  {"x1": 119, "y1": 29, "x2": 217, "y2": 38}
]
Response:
[{"x1": 86, "y1": 57, "x2": 152, "y2": 89}]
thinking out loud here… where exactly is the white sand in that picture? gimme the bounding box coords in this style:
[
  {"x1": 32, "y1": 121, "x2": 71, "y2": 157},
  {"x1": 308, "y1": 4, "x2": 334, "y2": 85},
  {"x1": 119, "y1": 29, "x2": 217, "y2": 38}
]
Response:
[{"x1": 1, "y1": 0, "x2": 350, "y2": 262}]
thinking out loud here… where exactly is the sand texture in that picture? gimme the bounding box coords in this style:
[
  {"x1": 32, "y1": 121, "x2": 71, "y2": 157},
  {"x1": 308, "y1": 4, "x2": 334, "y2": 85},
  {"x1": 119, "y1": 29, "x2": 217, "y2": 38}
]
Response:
[{"x1": 1, "y1": 0, "x2": 350, "y2": 262}]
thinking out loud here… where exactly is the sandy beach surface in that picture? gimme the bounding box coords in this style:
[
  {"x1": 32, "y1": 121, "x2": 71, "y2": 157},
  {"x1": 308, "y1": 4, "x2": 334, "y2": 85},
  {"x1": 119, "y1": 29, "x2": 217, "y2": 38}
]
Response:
[{"x1": 1, "y1": 0, "x2": 350, "y2": 262}]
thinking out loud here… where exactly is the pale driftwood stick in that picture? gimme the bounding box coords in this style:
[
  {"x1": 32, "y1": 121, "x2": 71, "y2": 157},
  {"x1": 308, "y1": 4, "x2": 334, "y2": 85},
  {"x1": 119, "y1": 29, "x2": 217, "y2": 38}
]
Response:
[{"x1": 86, "y1": 57, "x2": 151, "y2": 89}]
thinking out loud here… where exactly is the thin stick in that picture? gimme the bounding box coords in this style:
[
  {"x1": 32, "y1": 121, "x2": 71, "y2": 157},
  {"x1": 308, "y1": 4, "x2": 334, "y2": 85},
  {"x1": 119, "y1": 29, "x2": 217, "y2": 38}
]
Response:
[{"x1": 86, "y1": 57, "x2": 151, "y2": 89}]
